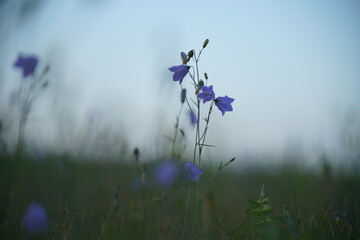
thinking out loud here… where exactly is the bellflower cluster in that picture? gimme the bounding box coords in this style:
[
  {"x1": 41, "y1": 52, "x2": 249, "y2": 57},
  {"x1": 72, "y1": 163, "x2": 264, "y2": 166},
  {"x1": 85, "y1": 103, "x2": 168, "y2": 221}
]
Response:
[
  {"x1": 167, "y1": 39, "x2": 236, "y2": 237},
  {"x1": 152, "y1": 160, "x2": 203, "y2": 187},
  {"x1": 198, "y1": 85, "x2": 234, "y2": 116}
]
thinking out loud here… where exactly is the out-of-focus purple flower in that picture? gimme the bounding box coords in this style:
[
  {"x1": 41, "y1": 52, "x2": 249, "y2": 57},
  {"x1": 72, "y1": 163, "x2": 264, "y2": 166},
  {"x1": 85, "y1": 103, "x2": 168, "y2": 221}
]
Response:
[
  {"x1": 14, "y1": 55, "x2": 38, "y2": 78},
  {"x1": 153, "y1": 160, "x2": 179, "y2": 187},
  {"x1": 197, "y1": 85, "x2": 215, "y2": 103},
  {"x1": 23, "y1": 202, "x2": 49, "y2": 234},
  {"x1": 214, "y1": 96, "x2": 234, "y2": 116},
  {"x1": 189, "y1": 109, "x2": 197, "y2": 126},
  {"x1": 184, "y1": 162, "x2": 202, "y2": 181},
  {"x1": 169, "y1": 65, "x2": 189, "y2": 83}
]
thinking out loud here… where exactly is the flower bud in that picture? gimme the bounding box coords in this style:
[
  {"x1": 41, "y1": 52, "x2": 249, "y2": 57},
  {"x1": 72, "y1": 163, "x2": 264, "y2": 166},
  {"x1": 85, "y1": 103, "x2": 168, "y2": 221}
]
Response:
[
  {"x1": 203, "y1": 39, "x2": 209, "y2": 48},
  {"x1": 204, "y1": 73, "x2": 208, "y2": 80},
  {"x1": 187, "y1": 50, "x2": 194, "y2": 59},
  {"x1": 196, "y1": 80, "x2": 204, "y2": 94},
  {"x1": 133, "y1": 147, "x2": 140, "y2": 162},
  {"x1": 42, "y1": 81, "x2": 49, "y2": 88},
  {"x1": 181, "y1": 52, "x2": 187, "y2": 61},
  {"x1": 181, "y1": 88, "x2": 186, "y2": 104},
  {"x1": 43, "y1": 64, "x2": 51, "y2": 74}
]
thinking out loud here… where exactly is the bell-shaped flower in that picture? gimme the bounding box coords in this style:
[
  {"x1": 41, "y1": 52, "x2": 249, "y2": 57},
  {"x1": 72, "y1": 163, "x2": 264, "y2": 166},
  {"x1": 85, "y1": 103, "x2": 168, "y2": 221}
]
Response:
[
  {"x1": 215, "y1": 96, "x2": 234, "y2": 115},
  {"x1": 197, "y1": 85, "x2": 215, "y2": 103},
  {"x1": 169, "y1": 65, "x2": 190, "y2": 83},
  {"x1": 14, "y1": 55, "x2": 38, "y2": 78},
  {"x1": 184, "y1": 162, "x2": 202, "y2": 181}
]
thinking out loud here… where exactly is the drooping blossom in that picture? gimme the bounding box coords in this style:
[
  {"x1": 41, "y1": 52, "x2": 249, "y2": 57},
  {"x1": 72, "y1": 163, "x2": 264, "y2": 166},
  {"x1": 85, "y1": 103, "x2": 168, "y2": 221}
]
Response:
[
  {"x1": 214, "y1": 96, "x2": 234, "y2": 116},
  {"x1": 169, "y1": 65, "x2": 189, "y2": 83},
  {"x1": 189, "y1": 109, "x2": 197, "y2": 126},
  {"x1": 184, "y1": 162, "x2": 202, "y2": 181},
  {"x1": 197, "y1": 85, "x2": 215, "y2": 103},
  {"x1": 14, "y1": 55, "x2": 38, "y2": 78},
  {"x1": 23, "y1": 202, "x2": 49, "y2": 234},
  {"x1": 153, "y1": 160, "x2": 179, "y2": 187}
]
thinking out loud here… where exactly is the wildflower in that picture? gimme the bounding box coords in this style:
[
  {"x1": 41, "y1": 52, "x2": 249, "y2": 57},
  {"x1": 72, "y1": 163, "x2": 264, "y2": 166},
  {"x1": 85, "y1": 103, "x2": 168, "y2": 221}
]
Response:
[
  {"x1": 197, "y1": 85, "x2": 215, "y2": 103},
  {"x1": 14, "y1": 55, "x2": 38, "y2": 78},
  {"x1": 23, "y1": 202, "x2": 49, "y2": 234},
  {"x1": 189, "y1": 110, "x2": 197, "y2": 126},
  {"x1": 153, "y1": 160, "x2": 178, "y2": 187},
  {"x1": 214, "y1": 96, "x2": 234, "y2": 115},
  {"x1": 184, "y1": 162, "x2": 202, "y2": 181},
  {"x1": 169, "y1": 65, "x2": 190, "y2": 83}
]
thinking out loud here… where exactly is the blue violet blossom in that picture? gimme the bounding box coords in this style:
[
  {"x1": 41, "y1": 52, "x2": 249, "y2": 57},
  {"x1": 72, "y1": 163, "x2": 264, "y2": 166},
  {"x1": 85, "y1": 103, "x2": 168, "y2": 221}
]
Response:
[
  {"x1": 169, "y1": 65, "x2": 190, "y2": 83},
  {"x1": 189, "y1": 109, "x2": 197, "y2": 126},
  {"x1": 197, "y1": 85, "x2": 215, "y2": 103},
  {"x1": 184, "y1": 162, "x2": 202, "y2": 181},
  {"x1": 14, "y1": 55, "x2": 38, "y2": 78},
  {"x1": 215, "y1": 96, "x2": 234, "y2": 115},
  {"x1": 23, "y1": 202, "x2": 49, "y2": 234},
  {"x1": 153, "y1": 160, "x2": 179, "y2": 187}
]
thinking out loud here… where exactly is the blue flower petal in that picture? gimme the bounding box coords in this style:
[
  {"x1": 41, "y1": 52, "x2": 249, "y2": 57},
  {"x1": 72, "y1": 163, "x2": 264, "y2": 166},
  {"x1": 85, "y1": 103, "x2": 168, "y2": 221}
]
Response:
[
  {"x1": 14, "y1": 55, "x2": 38, "y2": 78},
  {"x1": 184, "y1": 162, "x2": 202, "y2": 181}
]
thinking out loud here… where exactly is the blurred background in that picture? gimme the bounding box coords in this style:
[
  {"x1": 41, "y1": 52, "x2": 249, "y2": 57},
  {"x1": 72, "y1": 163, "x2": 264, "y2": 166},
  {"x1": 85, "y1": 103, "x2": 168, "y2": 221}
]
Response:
[{"x1": 0, "y1": 0, "x2": 359, "y2": 169}]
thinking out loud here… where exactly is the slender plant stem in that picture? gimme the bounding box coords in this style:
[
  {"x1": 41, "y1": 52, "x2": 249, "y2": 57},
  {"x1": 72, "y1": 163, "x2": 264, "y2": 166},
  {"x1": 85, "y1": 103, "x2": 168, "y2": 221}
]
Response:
[
  {"x1": 181, "y1": 185, "x2": 192, "y2": 240},
  {"x1": 171, "y1": 98, "x2": 184, "y2": 158}
]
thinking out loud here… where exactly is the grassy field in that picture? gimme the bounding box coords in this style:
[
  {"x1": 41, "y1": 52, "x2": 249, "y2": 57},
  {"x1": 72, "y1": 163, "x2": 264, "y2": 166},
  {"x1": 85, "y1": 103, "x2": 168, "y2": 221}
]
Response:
[{"x1": 1, "y1": 154, "x2": 359, "y2": 239}]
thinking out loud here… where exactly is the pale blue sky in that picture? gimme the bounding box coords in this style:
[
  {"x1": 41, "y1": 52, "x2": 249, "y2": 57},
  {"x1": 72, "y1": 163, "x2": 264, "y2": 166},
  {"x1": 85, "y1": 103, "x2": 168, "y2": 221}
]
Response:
[{"x1": 1, "y1": 0, "x2": 359, "y2": 163}]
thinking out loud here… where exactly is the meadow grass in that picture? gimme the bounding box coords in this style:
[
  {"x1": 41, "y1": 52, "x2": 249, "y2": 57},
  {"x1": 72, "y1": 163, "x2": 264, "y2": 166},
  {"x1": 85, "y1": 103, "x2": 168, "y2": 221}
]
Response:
[{"x1": 1, "y1": 154, "x2": 359, "y2": 239}]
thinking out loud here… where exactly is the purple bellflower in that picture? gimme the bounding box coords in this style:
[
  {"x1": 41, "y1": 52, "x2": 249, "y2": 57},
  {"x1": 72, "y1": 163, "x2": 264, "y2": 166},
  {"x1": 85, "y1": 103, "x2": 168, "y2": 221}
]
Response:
[
  {"x1": 153, "y1": 160, "x2": 179, "y2": 187},
  {"x1": 169, "y1": 65, "x2": 189, "y2": 83},
  {"x1": 14, "y1": 55, "x2": 38, "y2": 78},
  {"x1": 184, "y1": 162, "x2": 202, "y2": 181},
  {"x1": 23, "y1": 202, "x2": 49, "y2": 234},
  {"x1": 189, "y1": 109, "x2": 197, "y2": 126},
  {"x1": 197, "y1": 85, "x2": 215, "y2": 103},
  {"x1": 215, "y1": 96, "x2": 234, "y2": 115}
]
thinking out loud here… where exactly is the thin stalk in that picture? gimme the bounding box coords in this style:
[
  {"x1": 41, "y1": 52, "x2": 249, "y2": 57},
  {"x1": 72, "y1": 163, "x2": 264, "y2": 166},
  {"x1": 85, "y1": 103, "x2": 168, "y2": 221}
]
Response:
[
  {"x1": 171, "y1": 100, "x2": 184, "y2": 158},
  {"x1": 181, "y1": 185, "x2": 192, "y2": 240},
  {"x1": 183, "y1": 46, "x2": 206, "y2": 236}
]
